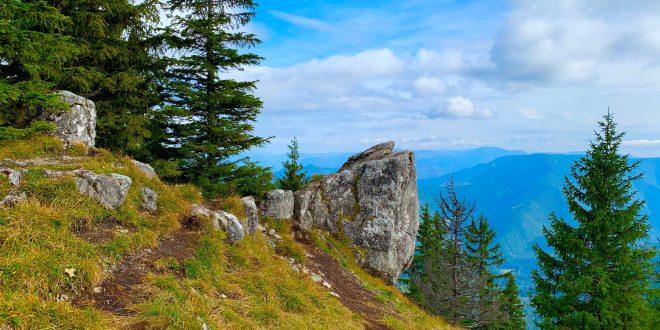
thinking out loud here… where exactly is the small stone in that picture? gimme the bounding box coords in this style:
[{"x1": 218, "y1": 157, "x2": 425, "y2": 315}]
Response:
[
  {"x1": 302, "y1": 267, "x2": 310, "y2": 275},
  {"x1": 131, "y1": 160, "x2": 158, "y2": 179},
  {"x1": 257, "y1": 224, "x2": 266, "y2": 232},
  {"x1": 93, "y1": 287, "x2": 103, "y2": 294},
  {"x1": 220, "y1": 294, "x2": 228, "y2": 299},
  {"x1": 196, "y1": 316, "x2": 209, "y2": 330},
  {"x1": 64, "y1": 268, "x2": 77, "y2": 277},
  {"x1": 268, "y1": 229, "x2": 276, "y2": 236},
  {"x1": 291, "y1": 264, "x2": 300, "y2": 273},
  {"x1": 322, "y1": 281, "x2": 332, "y2": 289},
  {"x1": 57, "y1": 294, "x2": 69, "y2": 302},
  {"x1": 330, "y1": 292, "x2": 340, "y2": 298},
  {"x1": 240, "y1": 196, "x2": 259, "y2": 236},
  {"x1": 273, "y1": 233, "x2": 282, "y2": 240},
  {"x1": 140, "y1": 187, "x2": 158, "y2": 213},
  {"x1": 260, "y1": 189, "x2": 294, "y2": 220},
  {"x1": 311, "y1": 274, "x2": 323, "y2": 283}
]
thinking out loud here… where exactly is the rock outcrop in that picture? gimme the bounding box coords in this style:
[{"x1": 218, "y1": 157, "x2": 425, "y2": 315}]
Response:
[
  {"x1": 44, "y1": 91, "x2": 96, "y2": 148},
  {"x1": 73, "y1": 171, "x2": 132, "y2": 209},
  {"x1": 241, "y1": 196, "x2": 259, "y2": 236},
  {"x1": 261, "y1": 189, "x2": 294, "y2": 220},
  {"x1": 293, "y1": 142, "x2": 418, "y2": 283}
]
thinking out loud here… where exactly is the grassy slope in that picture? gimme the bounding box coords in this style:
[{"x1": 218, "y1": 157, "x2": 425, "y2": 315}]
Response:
[{"x1": 0, "y1": 136, "x2": 450, "y2": 329}]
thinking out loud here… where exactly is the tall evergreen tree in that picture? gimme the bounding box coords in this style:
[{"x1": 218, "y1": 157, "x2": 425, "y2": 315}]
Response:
[
  {"x1": 531, "y1": 113, "x2": 656, "y2": 328},
  {"x1": 160, "y1": 0, "x2": 271, "y2": 197},
  {"x1": 437, "y1": 175, "x2": 476, "y2": 325},
  {"x1": 496, "y1": 272, "x2": 526, "y2": 330},
  {"x1": 465, "y1": 214, "x2": 504, "y2": 328},
  {"x1": 406, "y1": 203, "x2": 442, "y2": 304},
  {"x1": 0, "y1": 0, "x2": 160, "y2": 153},
  {"x1": 276, "y1": 137, "x2": 308, "y2": 191}
]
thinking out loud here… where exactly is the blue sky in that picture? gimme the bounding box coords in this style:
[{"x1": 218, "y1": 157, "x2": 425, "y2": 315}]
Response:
[{"x1": 233, "y1": 0, "x2": 660, "y2": 156}]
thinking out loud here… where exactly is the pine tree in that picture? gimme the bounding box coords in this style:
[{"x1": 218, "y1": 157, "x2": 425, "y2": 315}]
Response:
[
  {"x1": 0, "y1": 0, "x2": 80, "y2": 127},
  {"x1": 496, "y1": 272, "x2": 525, "y2": 330},
  {"x1": 160, "y1": 0, "x2": 271, "y2": 197},
  {"x1": 465, "y1": 214, "x2": 504, "y2": 328},
  {"x1": 531, "y1": 113, "x2": 656, "y2": 328},
  {"x1": 0, "y1": 0, "x2": 160, "y2": 153},
  {"x1": 406, "y1": 203, "x2": 436, "y2": 304},
  {"x1": 438, "y1": 176, "x2": 476, "y2": 325},
  {"x1": 276, "y1": 137, "x2": 308, "y2": 191}
]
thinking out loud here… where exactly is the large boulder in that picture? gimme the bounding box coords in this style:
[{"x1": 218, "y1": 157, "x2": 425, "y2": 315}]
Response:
[
  {"x1": 261, "y1": 189, "x2": 294, "y2": 220},
  {"x1": 73, "y1": 170, "x2": 132, "y2": 209},
  {"x1": 293, "y1": 142, "x2": 419, "y2": 284},
  {"x1": 241, "y1": 196, "x2": 259, "y2": 236},
  {"x1": 44, "y1": 91, "x2": 96, "y2": 148}
]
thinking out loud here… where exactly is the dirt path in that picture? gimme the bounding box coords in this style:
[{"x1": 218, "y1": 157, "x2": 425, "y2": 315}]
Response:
[
  {"x1": 301, "y1": 243, "x2": 397, "y2": 330},
  {"x1": 74, "y1": 229, "x2": 201, "y2": 315}
]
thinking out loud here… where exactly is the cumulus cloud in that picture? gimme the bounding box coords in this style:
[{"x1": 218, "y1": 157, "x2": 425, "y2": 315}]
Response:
[
  {"x1": 426, "y1": 96, "x2": 493, "y2": 119},
  {"x1": 483, "y1": 0, "x2": 660, "y2": 89},
  {"x1": 232, "y1": 48, "x2": 493, "y2": 121},
  {"x1": 270, "y1": 11, "x2": 333, "y2": 32}
]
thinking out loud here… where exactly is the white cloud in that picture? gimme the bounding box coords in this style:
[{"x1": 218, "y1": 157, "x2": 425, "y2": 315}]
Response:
[
  {"x1": 441, "y1": 96, "x2": 493, "y2": 119},
  {"x1": 624, "y1": 139, "x2": 660, "y2": 146},
  {"x1": 270, "y1": 11, "x2": 333, "y2": 32},
  {"x1": 519, "y1": 108, "x2": 545, "y2": 120},
  {"x1": 484, "y1": 0, "x2": 660, "y2": 89},
  {"x1": 232, "y1": 48, "x2": 493, "y2": 121}
]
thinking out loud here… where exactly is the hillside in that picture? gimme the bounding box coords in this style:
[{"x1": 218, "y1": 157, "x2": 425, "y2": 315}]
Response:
[
  {"x1": 0, "y1": 136, "x2": 451, "y2": 329},
  {"x1": 418, "y1": 153, "x2": 660, "y2": 296}
]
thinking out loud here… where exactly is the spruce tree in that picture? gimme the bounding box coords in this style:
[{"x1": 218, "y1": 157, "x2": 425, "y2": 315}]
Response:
[
  {"x1": 406, "y1": 203, "x2": 436, "y2": 304},
  {"x1": 497, "y1": 272, "x2": 525, "y2": 330},
  {"x1": 438, "y1": 176, "x2": 476, "y2": 325},
  {"x1": 276, "y1": 137, "x2": 308, "y2": 191},
  {"x1": 0, "y1": 0, "x2": 160, "y2": 153},
  {"x1": 531, "y1": 113, "x2": 656, "y2": 328},
  {"x1": 465, "y1": 214, "x2": 504, "y2": 328},
  {"x1": 161, "y1": 0, "x2": 271, "y2": 197}
]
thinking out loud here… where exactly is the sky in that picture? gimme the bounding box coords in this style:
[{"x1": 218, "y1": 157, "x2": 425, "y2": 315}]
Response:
[{"x1": 232, "y1": 0, "x2": 660, "y2": 156}]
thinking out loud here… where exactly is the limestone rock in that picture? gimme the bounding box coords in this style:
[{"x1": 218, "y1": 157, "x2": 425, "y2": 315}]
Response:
[
  {"x1": 131, "y1": 160, "x2": 158, "y2": 180},
  {"x1": 0, "y1": 191, "x2": 27, "y2": 207},
  {"x1": 190, "y1": 205, "x2": 244, "y2": 243},
  {"x1": 293, "y1": 141, "x2": 419, "y2": 283},
  {"x1": 73, "y1": 170, "x2": 132, "y2": 209},
  {"x1": 261, "y1": 189, "x2": 294, "y2": 220},
  {"x1": 0, "y1": 168, "x2": 24, "y2": 188},
  {"x1": 141, "y1": 187, "x2": 158, "y2": 213},
  {"x1": 44, "y1": 91, "x2": 96, "y2": 148},
  {"x1": 241, "y1": 196, "x2": 259, "y2": 236},
  {"x1": 217, "y1": 211, "x2": 245, "y2": 243}
]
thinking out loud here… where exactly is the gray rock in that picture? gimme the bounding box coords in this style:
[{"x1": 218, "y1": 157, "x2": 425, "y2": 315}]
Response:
[
  {"x1": 0, "y1": 191, "x2": 27, "y2": 207},
  {"x1": 240, "y1": 196, "x2": 259, "y2": 236},
  {"x1": 293, "y1": 142, "x2": 419, "y2": 284},
  {"x1": 190, "y1": 205, "x2": 244, "y2": 243},
  {"x1": 131, "y1": 160, "x2": 158, "y2": 180},
  {"x1": 261, "y1": 189, "x2": 294, "y2": 220},
  {"x1": 0, "y1": 168, "x2": 24, "y2": 188},
  {"x1": 73, "y1": 170, "x2": 132, "y2": 209},
  {"x1": 141, "y1": 187, "x2": 158, "y2": 213},
  {"x1": 44, "y1": 91, "x2": 96, "y2": 148},
  {"x1": 218, "y1": 211, "x2": 245, "y2": 243}
]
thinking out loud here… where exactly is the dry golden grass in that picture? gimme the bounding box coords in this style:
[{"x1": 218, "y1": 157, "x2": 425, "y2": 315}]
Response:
[{"x1": 0, "y1": 135, "x2": 451, "y2": 329}]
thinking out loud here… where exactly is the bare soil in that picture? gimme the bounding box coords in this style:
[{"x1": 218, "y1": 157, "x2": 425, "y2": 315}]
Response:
[
  {"x1": 301, "y1": 243, "x2": 398, "y2": 330},
  {"x1": 74, "y1": 229, "x2": 201, "y2": 315}
]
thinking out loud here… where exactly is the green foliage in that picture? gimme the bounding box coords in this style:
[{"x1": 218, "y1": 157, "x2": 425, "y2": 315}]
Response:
[
  {"x1": 277, "y1": 137, "x2": 309, "y2": 191},
  {"x1": 0, "y1": 0, "x2": 161, "y2": 156},
  {"x1": 531, "y1": 113, "x2": 657, "y2": 329},
  {"x1": 155, "y1": 0, "x2": 271, "y2": 198},
  {"x1": 0, "y1": 121, "x2": 55, "y2": 140},
  {"x1": 494, "y1": 272, "x2": 525, "y2": 330},
  {"x1": 408, "y1": 179, "x2": 525, "y2": 329}
]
